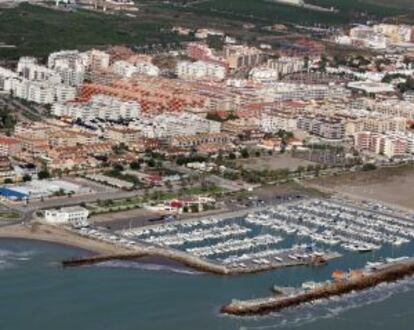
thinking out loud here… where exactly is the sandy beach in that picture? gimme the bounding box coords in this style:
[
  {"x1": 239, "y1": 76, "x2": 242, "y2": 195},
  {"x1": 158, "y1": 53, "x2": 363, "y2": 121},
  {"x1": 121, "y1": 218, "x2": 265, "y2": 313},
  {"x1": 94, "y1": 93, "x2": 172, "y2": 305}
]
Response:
[{"x1": 0, "y1": 223, "x2": 132, "y2": 254}]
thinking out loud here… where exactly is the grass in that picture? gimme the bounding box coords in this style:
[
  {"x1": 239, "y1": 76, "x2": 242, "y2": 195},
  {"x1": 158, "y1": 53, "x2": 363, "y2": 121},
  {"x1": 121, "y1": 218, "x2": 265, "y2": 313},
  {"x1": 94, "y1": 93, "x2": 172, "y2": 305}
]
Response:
[
  {"x1": 0, "y1": 3, "x2": 184, "y2": 59},
  {"x1": 0, "y1": 211, "x2": 21, "y2": 219}
]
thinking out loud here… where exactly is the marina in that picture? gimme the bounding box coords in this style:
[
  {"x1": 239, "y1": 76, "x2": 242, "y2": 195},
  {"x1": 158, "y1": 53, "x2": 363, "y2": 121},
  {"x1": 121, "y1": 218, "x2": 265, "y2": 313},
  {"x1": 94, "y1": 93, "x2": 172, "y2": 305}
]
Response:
[
  {"x1": 105, "y1": 198, "x2": 410, "y2": 270},
  {"x1": 60, "y1": 197, "x2": 414, "y2": 275}
]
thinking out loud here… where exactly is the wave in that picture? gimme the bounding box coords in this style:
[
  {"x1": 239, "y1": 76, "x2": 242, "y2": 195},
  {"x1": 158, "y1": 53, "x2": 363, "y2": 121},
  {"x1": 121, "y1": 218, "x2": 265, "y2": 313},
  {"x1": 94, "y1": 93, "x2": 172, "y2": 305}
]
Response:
[
  {"x1": 234, "y1": 277, "x2": 414, "y2": 329},
  {"x1": 95, "y1": 260, "x2": 203, "y2": 275},
  {"x1": 0, "y1": 249, "x2": 36, "y2": 266},
  {"x1": 0, "y1": 259, "x2": 14, "y2": 270}
]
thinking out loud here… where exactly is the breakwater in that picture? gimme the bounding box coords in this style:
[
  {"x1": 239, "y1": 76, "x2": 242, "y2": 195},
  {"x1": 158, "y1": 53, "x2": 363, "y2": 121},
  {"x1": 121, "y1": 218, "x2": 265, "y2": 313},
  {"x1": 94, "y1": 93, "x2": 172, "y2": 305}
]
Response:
[
  {"x1": 62, "y1": 246, "x2": 340, "y2": 275},
  {"x1": 221, "y1": 258, "x2": 414, "y2": 315},
  {"x1": 63, "y1": 246, "x2": 230, "y2": 275}
]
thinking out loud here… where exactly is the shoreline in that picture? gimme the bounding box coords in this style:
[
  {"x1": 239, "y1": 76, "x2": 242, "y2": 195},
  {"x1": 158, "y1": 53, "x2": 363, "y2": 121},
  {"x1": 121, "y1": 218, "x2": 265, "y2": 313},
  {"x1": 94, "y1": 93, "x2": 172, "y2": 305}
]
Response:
[{"x1": 0, "y1": 223, "x2": 131, "y2": 255}]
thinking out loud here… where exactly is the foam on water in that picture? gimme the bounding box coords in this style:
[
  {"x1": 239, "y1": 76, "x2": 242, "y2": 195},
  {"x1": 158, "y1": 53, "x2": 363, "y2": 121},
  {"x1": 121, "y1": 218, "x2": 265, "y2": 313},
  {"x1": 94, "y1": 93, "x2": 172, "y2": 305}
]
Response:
[
  {"x1": 0, "y1": 248, "x2": 37, "y2": 269},
  {"x1": 95, "y1": 260, "x2": 204, "y2": 276}
]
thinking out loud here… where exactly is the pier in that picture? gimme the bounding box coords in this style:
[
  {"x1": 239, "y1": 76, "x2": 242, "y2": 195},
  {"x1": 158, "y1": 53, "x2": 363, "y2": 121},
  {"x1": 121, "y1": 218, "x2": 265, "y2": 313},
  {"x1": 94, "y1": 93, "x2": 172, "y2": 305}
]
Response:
[{"x1": 221, "y1": 258, "x2": 414, "y2": 315}]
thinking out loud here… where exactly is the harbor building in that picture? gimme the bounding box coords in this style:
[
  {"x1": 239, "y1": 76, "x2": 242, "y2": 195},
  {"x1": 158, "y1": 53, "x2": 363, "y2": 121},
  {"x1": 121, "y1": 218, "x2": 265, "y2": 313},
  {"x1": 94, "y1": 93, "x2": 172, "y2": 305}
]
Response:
[{"x1": 44, "y1": 206, "x2": 89, "y2": 227}]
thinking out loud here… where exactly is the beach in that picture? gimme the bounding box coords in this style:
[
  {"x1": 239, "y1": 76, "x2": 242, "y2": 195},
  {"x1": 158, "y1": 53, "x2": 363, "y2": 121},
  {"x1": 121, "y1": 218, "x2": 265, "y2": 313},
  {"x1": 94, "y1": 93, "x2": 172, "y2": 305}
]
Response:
[{"x1": 0, "y1": 223, "x2": 132, "y2": 255}]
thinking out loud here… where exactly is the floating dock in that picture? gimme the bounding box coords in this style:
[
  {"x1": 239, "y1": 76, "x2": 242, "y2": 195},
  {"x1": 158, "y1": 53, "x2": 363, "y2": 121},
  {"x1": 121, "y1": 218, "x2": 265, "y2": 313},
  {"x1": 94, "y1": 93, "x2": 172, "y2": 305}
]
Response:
[{"x1": 221, "y1": 258, "x2": 414, "y2": 315}]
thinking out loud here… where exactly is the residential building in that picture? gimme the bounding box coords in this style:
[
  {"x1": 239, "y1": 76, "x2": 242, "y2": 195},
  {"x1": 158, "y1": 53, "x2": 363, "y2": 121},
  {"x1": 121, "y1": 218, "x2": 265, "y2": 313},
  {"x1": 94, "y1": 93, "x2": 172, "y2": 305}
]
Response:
[
  {"x1": 52, "y1": 94, "x2": 141, "y2": 121},
  {"x1": 176, "y1": 61, "x2": 226, "y2": 81}
]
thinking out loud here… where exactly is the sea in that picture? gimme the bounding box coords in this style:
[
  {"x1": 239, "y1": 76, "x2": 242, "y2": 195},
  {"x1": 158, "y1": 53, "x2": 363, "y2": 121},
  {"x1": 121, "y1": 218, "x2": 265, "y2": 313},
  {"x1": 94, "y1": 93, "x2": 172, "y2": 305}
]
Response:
[{"x1": 1, "y1": 238, "x2": 414, "y2": 330}]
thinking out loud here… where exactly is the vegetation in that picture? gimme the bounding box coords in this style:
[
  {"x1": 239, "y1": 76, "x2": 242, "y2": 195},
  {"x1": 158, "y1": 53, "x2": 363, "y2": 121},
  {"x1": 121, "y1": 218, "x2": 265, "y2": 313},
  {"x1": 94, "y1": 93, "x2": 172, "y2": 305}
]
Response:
[
  {"x1": 362, "y1": 163, "x2": 377, "y2": 171},
  {"x1": 87, "y1": 183, "x2": 223, "y2": 215},
  {"x1": 176, "y1": 154, "x2": 207, "y2": 166},
  {"x1": 37, "y1": 169, "x2": 51, "y2": 180},
  {"x1": 173, "y1": 0, "x2": 409, "y2": 26},
  {"x1": 130, "y1": 160, "x2": 142, "y2": 171},
  {"x1": 0, "y1": 108, "x2": 17, "y2": 134},
  {"x1": 0, "y1": 211, "x2": 21, "y2": 219},
  {"x1": 206, "y1": 111, "x2": 239, "y2": 122},
  {"x1": 0, "y1": 3, "x2": 186, "y2": 59},
  {"x1": 22, "y1": 174, "x2": 32, "y2": 182},
  {"x1": 104, "y1": 166, "x2": 141, "y2": 187}
]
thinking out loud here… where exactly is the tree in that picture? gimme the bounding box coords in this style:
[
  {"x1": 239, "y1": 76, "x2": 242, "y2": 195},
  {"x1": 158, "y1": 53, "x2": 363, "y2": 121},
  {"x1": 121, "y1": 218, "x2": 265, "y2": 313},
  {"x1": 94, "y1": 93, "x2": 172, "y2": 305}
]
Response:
[
  {"x1": 22, "y1": 174, "x2": 32, "y2": 182},
  {"x1": 362, "y1": 163, "x2": 377, "y2": 171},
  {"x1": 190, "y1": 204, "x2": 199, "y2": 213},
  {"x1": 297, "y1": 165, "x2": 305, "y2": 173},
  {"x1": 130, "y1": 161, "x2": 141, "y2": 171},
  {"x1": 146, "y1": 158, "x2": 156, "y2": 168},
  {"x1": 38, "y1": 169, "x2": 50, "y2": 180},
  {"x1": 164, "y1": 180, "x2": 173, "y2": 192},
  {"x1": 113, "y1": 163, "x2": 124, "y2": 172},
  {"x1": 241, "y1": 149, "x2": 249, "y2": 159},
  {"x1": 206, "y1": 34, "x2": 224, "y2": 51},
  {"x1": 206, "y1": 112, "x2": 225, "y2": 122},
  {"x1": 319, "y1": 54, "x2": 328, "y2": 72},
  {"x1": 303, "y1": 55, "x2": 309, "y2": 70},
  {"x1": 306, "y1": 164, "x2": 315, "y2": 172},
  {"x1": 4, "y1": 178, "x2": 13, "y2": 184}
]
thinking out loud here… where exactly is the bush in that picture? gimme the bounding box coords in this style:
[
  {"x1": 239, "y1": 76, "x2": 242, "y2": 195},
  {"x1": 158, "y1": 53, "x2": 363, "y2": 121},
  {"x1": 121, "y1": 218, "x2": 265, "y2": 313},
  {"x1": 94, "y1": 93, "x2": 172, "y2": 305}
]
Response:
[
  {"x1": 130, "y1": 161, "x2": 141, "y2": 170},
  {"x1": 22, "y1": 174, "x2": 32, "y2": 182},
  {"x1": 38, "y1": 170, "x2": 50, "y2": 180},
  {"x1": 362, "y1": 163, "x2": 377, "y2": 171}
]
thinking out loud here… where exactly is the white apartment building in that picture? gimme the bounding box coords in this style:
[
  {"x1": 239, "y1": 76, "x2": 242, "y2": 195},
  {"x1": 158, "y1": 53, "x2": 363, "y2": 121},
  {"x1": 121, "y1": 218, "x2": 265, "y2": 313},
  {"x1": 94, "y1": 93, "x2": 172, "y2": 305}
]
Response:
[
  {"x1": 44, "y1": 206, "x2": 89, "y2": 227},
  {"x1": 131, "y1": 113, "x2": 221, "y2": 138},
  {"x1": 349, "y1": 26, "x2": 387, "y2": 49},
  {"x1": 48, "y1": 51, "x2": 86, "y2": 87},
  {"x1": 266, "y1": 57, "x2": 305, "y2": 78},
  {"x1": 135, "y1": 62, "x2": 160, "y2": 77},
  {"x1": 54, "y1": 62, "x2": 85, "y2": 87},
  {"x1": 17, "y1": 57, "x2": 61, "y2": 84},
  {"x1": 373, "y1": 24, "x2": 413, "y2": 43},
  {"x1": 5, "y1": 78, "x2": 54, "y2": 104},
  {"x1": 55, "y1": 84, "x2": 78, "y2": 102},
  {"x1": 258, "y1": 83, "x2": 350, "y2": 102},
  {"x1": 112, "y1": 60, "x2": 160, "y2": 78},
  {"x1": 0, "y1": 67, "x2": 18, "y2": 90},
  {"x1": 112, "y1": 60, "x2": 138, "y2": 77},
  {"x1": 81, "y1": 49, "x2": 110, "y2": 71},
  {"x1": 4, "y1": 77, "x2": 76, "y2": 104},
  {"x1": 260, "y1": 113, "x2": 297, "y2": 133},
  {"x1": 48, "y1": 50, "x2": 82, "y2": 68},
  {"x1": 297, "y1": 116, "x2": 345, "y2": 140},
  {"x1": 52, "y1": 94, "x2": 141, "y2": 121},
  {"x1": 249, "y1": 67, "x2": 280, "y2": 83},
  {"x1": 176, "y1": 61, "x2": 226, "y2": 81}
]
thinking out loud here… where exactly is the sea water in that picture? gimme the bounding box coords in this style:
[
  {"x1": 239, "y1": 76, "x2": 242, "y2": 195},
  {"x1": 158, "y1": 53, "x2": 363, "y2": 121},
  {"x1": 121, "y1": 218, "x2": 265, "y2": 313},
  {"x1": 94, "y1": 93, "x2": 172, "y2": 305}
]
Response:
[{"x1": 1, "y1": 238, "x2": 414, "y2": 330}]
